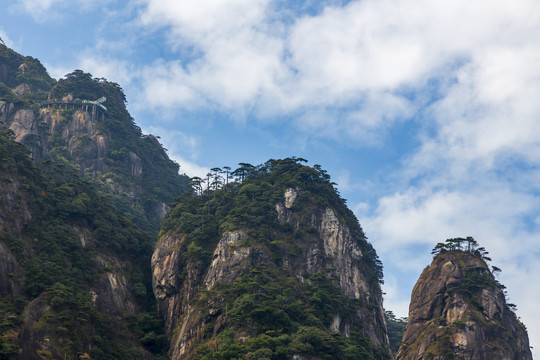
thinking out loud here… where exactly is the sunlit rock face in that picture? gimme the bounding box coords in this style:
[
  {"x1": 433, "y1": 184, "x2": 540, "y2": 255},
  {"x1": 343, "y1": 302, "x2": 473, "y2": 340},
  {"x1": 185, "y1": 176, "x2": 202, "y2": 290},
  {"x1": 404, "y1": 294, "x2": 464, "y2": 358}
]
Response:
[
  {"x1": 153, "y1": 178, "x2": 390, "y2": 359},
  {"x1": 397, "y1": 251, "x2": 532, "y2": 360}
]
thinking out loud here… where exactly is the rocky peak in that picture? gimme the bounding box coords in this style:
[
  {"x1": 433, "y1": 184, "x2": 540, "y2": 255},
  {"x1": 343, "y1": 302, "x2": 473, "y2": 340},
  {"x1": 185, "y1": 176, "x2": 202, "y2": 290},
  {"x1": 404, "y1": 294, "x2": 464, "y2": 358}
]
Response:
[
  {"x1": 397, "y1": 250, "x2": 532, "y2": 360},
  {"x1": 1, "y1": 45, "x2": 190, "y2": 234},
  {"x1": 0, "y1": 131, "x2": 163, "y2": 358},
  {"x1": 152, "y1": 159, "x2": 391, "y2": 359}
]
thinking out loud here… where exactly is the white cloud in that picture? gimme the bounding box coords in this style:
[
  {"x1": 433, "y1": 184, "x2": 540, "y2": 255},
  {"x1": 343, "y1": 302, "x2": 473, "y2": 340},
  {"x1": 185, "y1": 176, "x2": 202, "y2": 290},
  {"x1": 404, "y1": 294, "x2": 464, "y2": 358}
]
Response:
[
  {"x1": 135, "y1": 0, "x2": 540, "y2": 147},
  {"x1": 171, "y1": 156, "x2": 211, "y2": 179},
  {"x1": 13, "y1": 0, "x2": 539, "y2": 351},
  {"x1": 17, "y1": 0, "x2": 61, "y2": 19},
  {"x1": 368, "y1": 185, "x2": 538, "y2": 253},
  {"x1": 0, "y1": 28, "x2": 14, "y2": 48},
  {"x1": 382, "y1": 275, "x2": 411, "y2": 319},
  {"x1": 13, "y1": 0, "x2": 114, "y2": 21},
  {"x1": 77, "y1": 55, "x2": 135, "y2": 87}
]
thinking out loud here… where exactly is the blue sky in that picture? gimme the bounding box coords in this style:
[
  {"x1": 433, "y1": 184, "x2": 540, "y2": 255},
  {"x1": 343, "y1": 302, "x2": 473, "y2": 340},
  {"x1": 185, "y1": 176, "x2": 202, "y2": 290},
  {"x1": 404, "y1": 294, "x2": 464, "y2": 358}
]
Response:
[{"x1": 2, "y1": 0, "x2": 540, "y2": 353}]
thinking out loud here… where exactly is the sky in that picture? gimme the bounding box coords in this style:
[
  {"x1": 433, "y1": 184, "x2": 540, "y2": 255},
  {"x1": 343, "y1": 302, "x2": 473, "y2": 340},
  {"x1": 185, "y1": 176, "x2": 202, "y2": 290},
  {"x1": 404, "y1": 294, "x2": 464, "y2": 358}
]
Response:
[{"x1": 1, "y1": 0, "x2": 539, "y2": 354}]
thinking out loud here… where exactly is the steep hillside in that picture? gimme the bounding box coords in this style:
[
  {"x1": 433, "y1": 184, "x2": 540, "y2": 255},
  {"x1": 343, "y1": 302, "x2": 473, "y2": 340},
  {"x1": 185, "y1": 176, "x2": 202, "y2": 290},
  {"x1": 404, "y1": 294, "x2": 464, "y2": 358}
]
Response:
[
  {"x1": 396, "y1": 239, "x2": 532, "y2": 360},
  {"x1": 0, "y1": 43, "x2": 190, "y2": 234},
  {"x1": 0, "y1": 130, "x2": 167, "y2": 358},
  {"x1": 152, "y1": 159, "x2": 391, "y2": 359}
]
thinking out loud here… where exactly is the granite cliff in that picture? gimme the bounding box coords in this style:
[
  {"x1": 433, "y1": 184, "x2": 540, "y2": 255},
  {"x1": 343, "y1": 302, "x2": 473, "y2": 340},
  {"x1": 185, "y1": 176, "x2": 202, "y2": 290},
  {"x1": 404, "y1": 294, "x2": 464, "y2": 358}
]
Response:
[
  {"x1": 0, "y1": 42, "x2": 533, "y2": 360},
  {"x1": 0, "y1": 44, "x2": 190, "y2": 234},
  {"x1": 0, "y1": 131, "x2": 168, "y2": 358},
  {"x1": 397, "y1": 242, "x2": 532, "y2": 360},
  {"x1": 152, "y1": 159, "x2": 391, "y2": 359},
  {"x1": 0, "y1": 43, "x2": 175, "y2": 359}
]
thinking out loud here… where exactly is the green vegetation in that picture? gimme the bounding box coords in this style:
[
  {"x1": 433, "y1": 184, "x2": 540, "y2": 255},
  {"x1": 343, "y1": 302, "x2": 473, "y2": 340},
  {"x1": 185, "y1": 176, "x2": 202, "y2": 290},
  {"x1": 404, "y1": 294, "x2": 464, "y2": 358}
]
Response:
[
  {"x1": 0, "y1": 43, "x2": 55, "y2": 102},
  {"x1": 161, "y1": 158, "x2": 389, "y2": 359},
  {"x1": 385, "y1": 311, "x2": 407, "y2": 355},
  {"x1": 0, "y1": 43, "x2": 193, "y2": 358},
  {"x1": 2, "y1": 43, "x2": 190, "y2": 234},
  {"x1": 431, "y1": 237, "x2": 491, "y2": 261},
  {"x1": 44, "y1": 70, "x2": 190, "y2": 234},
  {"x1": 190, "y1": 269, "x2": 388, "y2": 360},
  {"x1": 0, "y1": 130, "x2": 167, "y2": 358},
  {"x1": 164, "y1": 158, "x2": 382, "y2": 283}
]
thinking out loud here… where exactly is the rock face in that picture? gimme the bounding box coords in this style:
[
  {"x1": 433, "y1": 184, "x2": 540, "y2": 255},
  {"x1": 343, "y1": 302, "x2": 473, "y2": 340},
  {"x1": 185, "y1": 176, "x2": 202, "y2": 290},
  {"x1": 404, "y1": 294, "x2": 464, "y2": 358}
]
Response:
[
  {"x1": 0, "y1": 131, "x2": 159, "y2": 358},
  {"x1": 152, "y1": 159, "x2": 391, "y2": 359},
  {"x1": 0, "y1": 241, "x2": 23, "y2": 297},
  {"x1": 0, "y1": 43, "x2": 190, "y2": 234},
  {"x1": 397, "y1": 251, "x2": 532, "y2": 360}
]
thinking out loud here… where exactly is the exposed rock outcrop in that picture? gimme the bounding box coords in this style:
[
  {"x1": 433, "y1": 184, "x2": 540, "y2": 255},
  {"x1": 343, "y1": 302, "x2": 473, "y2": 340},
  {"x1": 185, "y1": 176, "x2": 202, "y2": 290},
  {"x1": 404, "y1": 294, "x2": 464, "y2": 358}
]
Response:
[
  {"x1": 91, "y1": 255, "x2": 137, "y2": 316},
  {"x1": 396, "y1": 251, "x2": 532, "y2": 360},
  {"x1": 1, "y1": 43, "x2": 190, "y2": 234},
  {"x1": 152, "y1": 162, "x2": 391, "y2": 359},
  {"x1": 12, "y1": 83, "x2": 31, "y2": 96},
  {"x1": 276, "y1": 191, "x2": 387, "y2": 347},
  {"x1": 9, "y1": 109, "x2": 38, "y2": 143},
  {"x1": 0, "y1": 130, "x2": 160, "y2": 358},
  {"x1": 0, "y1": 241, "x2": 23, "y2": 297}
]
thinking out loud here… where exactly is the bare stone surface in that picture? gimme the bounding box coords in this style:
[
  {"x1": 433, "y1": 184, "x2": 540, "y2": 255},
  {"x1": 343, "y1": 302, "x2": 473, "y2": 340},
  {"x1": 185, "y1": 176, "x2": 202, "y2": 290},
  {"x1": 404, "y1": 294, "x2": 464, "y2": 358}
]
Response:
[
  {"x1": 153, "y1": 187, "x2": 390, "y2": 359},
  {"x1": 397, "y1": 251, "x2": 533, "y2": 360}
]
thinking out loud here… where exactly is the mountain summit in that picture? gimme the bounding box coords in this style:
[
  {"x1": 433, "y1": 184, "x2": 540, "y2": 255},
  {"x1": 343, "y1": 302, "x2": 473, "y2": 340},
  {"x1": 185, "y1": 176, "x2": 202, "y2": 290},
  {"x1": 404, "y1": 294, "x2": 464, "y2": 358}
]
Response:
[
  {"x1": 397, "y1": 239, "x2": 532, "y2": 359},
  {"x1": 152, "y1": 159, "x2": 391, "y2": 359},
  {"x1": 0, "y1": 43, "x2": 190, "y2": 234}
]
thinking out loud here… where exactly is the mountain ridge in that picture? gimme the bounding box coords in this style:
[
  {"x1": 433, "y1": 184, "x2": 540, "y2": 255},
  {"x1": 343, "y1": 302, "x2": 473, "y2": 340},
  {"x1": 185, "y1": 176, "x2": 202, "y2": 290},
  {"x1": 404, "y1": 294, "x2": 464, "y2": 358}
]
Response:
[
  {"x1": 0, "y1": 43, "x2": 190, "y2": 234},
  {"x1": 0, "y1": 43, "x2": 533, "y2": 360}
]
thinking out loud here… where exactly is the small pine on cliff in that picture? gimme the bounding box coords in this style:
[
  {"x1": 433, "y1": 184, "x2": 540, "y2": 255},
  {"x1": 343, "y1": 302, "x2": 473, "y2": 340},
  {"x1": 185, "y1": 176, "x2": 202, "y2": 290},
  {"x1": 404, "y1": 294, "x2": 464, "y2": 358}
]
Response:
[
  {"x1": 153, "y1": 158, "x2": 391, "y2": 359},
  {"x1": 396, "y1": 238, "x2": 532, "y2": 360}
]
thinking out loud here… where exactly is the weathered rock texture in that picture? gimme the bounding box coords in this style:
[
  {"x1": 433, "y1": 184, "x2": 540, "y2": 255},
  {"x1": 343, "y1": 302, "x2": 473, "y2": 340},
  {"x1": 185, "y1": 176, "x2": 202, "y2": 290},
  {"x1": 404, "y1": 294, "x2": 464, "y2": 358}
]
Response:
[
  {"x1": 0, "y1": 131, "x2": 155, "y2": 359},
  {"x1": 396, "y1": 251, "x2": 532, "y2": 360},
  {"x1": 0, "y1": 43, "x2": 190, "y2": 234},
  {"x1": 153, "y1": 177, "x2": 390, "y2": 359}
]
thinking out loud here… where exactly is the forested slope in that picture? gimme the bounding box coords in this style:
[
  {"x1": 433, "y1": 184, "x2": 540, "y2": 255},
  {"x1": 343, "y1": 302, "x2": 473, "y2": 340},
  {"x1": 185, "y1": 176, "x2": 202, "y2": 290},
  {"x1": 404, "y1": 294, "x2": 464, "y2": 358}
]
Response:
[
  {"x1": 0, "y1": 43, "x2": 190, "y2": 234},
  {"x1": 0, "y1": 130, "x2": 167, "y2": 358}
]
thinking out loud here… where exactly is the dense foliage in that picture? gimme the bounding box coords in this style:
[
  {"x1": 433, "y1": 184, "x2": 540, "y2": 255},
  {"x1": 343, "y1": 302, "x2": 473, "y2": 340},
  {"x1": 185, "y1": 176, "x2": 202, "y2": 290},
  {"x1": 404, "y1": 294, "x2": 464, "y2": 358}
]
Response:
[
  {"x1": 0, "y1": 130, "x2": 167, "y2": 358},
  {"x1": 385, "y1": 311, "x2": 407, "y2": 355},
  {"x1": 2, "y1": 42, "x2": 190, "y2": 233},
  {"x1": 45, "y1": 70, "x2": 190, "y2": 234},
  {"x1": 0, "y1": 42, "x2": 193, "y2": 358},
  {"x1": 161, "y1": 158, "x2": 389, "y2": 359},
  {"x1": 163, "y1": 158, "x2": 383, "y2": 286},
  {"x1": 431, "y1": 237, "x2": 491, "y2": 261},
  {"x1": 0, "y1": 43, "x2": 55, "y2": 102}
]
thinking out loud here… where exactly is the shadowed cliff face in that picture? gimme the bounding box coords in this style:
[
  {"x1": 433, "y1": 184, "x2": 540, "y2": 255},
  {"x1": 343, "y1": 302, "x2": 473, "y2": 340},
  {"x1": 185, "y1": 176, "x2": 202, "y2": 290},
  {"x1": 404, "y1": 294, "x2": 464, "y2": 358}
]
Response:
[
  {"x1": 152, "y1": 160, "x2": 391, "y2": 360},
  {"x1": 0, "y1": 131, "x2": 160, "y2": 358},
  {"x1": 397, "y1": 251, "x2": 532, "y2": 360}
]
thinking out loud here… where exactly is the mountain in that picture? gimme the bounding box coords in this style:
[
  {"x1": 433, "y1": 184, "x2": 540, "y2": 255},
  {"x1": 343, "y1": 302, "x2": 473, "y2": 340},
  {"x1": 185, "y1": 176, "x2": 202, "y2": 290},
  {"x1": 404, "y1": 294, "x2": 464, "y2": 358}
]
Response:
[
  {"x1": 0, "y1": 42, "x2": 191, "y2": 359},
  {"x1": 0, "y1": 43, "x2": 190, "y2": 234},
  {"x1": 0, "y1": 130, "x2": 167, "y2": 358},
  {"x1": 152, "y1": 159, "x2": 391, "y2": 359},
  {"x1": 0, "y1": 43, "x2": 533, "y2": 360},
  {"x1": 396, "y1": 239, "x2": 532, "y2": 359}
]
